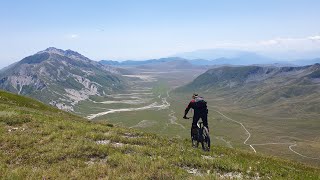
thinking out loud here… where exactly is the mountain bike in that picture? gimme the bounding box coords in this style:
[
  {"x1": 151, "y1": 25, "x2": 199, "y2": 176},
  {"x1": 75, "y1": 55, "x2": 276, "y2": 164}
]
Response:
[{"x1": 186, "y1": 117, "x2": 210, "y2": 151}]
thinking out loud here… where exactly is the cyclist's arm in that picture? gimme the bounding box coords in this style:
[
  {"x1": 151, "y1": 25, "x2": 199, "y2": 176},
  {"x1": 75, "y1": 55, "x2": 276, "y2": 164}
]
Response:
[{"x1": 184, "y1": 101, "x2": 194, "y2": 117}]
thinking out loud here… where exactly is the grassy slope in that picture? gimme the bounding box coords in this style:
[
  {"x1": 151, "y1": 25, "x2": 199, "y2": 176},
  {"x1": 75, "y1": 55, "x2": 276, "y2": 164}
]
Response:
[{"x1": 0, "y1": 90, "x2": 320, "y2": 179}]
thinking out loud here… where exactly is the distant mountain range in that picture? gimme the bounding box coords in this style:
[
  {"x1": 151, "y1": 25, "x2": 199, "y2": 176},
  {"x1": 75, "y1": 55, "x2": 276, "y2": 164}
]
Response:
[
  {"x1": 100, "y1": 49, "x2": 320, "y2": 66},
  {"x1": 174, "y1": 49, "x2": 264, "y2": 60},
  {"x1": 174, "y1": 48, "x2": 320, "y2": 64},
  {"x1": 0, "y1": 47, "x2": 127, "y2": 111},
  {"x1": 175, "y1": 49, "x2": 281, "y2": 65},
  {"x1": 188, "y1": 57, "x2": 320, "y2": 66},
  {"x1": 100, "y1": 57, "x2": 188, "y2": 66}
]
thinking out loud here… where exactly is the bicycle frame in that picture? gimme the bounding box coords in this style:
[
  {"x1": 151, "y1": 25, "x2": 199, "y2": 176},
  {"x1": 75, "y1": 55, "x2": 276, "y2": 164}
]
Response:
[{"x1": 192, "y1": 121, "x2": 210, "y2": 151}]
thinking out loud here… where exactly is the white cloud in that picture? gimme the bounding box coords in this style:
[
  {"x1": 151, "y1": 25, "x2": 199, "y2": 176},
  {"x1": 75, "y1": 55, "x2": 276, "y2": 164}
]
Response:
[
  {"x1": 253, "y1": 35, "x2": 320, "y2": 52},
  {"x1": 308, "y1": 35, "x2": 320, "y2": 41},
  {"x1": 258, "y1": 35, "x2": 320, "y2": 46},
  {"x1": 202, "y1": 34, "x2": 320, "y2": 52},
  {"x1": 66, "y1": 34, "x2": 79, "y2": 39}
]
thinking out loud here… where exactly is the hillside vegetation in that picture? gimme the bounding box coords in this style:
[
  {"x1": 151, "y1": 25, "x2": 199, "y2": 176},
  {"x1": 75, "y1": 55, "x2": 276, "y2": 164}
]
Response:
[{"x1": 0, "y1": 90, "x2": 320, "y2": 179}]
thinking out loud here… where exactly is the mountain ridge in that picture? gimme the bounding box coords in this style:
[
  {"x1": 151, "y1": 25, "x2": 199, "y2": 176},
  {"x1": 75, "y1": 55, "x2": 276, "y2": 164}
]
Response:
[
  {"x1": 0, "y1": 47, "x2": 127, "y2": 111},
  {"x1": 176, "y1": 63, "x2": 320, "y2": 114},
  {"x1": 100, "y1": 54, "x2": 320, "y2": 67}
]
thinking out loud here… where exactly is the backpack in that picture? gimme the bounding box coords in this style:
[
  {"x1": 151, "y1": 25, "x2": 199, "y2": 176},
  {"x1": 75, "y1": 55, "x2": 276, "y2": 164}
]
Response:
[{"x1": 194, "y1": 97, "x2": 207, "y2": 109}]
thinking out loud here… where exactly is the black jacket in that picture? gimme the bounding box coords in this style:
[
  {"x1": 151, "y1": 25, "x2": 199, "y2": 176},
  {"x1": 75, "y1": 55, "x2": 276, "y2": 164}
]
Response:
[{"x1": 184, "y1": 97, "x2": 208, "y2": 116}]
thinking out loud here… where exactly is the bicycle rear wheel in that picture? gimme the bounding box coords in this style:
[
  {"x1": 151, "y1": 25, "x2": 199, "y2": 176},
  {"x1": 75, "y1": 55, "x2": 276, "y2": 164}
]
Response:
[{"x1": 202, "y1": 127, "x2": 210, "y2": 151}]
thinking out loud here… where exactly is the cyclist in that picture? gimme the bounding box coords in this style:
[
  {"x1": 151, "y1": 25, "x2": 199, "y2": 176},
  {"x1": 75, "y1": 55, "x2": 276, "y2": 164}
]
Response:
[{"x1": 183, "y1": 93, "x2": 209, "y2": 143}]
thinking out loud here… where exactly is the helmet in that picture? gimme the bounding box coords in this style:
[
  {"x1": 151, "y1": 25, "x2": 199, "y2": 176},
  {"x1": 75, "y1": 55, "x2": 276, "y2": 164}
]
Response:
[{"x1": 192, "y1": 93, "x2": 198, "y2": 99}]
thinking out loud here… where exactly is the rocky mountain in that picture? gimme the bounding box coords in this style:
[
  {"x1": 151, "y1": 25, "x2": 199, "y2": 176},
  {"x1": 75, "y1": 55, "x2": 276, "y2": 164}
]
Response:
[
  {"x1": 0, "y1": 47, "x2": 126, "y2": 111},
  {"x1": 177, "y1": 64, "x2": 320, "y2": 113}
]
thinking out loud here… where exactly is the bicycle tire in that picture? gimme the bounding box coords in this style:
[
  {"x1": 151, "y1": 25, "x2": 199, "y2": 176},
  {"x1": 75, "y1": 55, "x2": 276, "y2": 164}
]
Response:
[
  {"x1": 191, "y1": 128, "x2": 199, "y2": 148},
  {"x1": 202, "y1": 127, "x2": 210, "y2": 151}
]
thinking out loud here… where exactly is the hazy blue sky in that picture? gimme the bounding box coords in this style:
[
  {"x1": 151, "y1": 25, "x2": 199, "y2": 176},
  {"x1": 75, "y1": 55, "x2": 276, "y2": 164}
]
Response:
[{"x1": 1, "y1": 0, "x2": 320, "y2": 67}]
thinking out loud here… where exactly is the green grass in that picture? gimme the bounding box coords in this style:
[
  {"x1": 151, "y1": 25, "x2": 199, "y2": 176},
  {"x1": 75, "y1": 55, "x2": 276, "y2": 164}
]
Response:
[{"x1": 1, "y1": 90, "x2": 320, "y2": 179}]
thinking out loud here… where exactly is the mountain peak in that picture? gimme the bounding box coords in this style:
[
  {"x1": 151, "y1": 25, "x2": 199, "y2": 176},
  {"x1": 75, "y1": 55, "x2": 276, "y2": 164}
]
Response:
[
  {"x1": 39, "y1": 47, "x2": 65, "y2": 55},
  {"x1": 38, "y1": 47, "x2": 79, "y2": 56},
  {"x1": 45, "y1": 47, "x2": 62, "y2": 51},
  {"x1": 37, "y1": 47, "x2": 90, "y2": 62}
]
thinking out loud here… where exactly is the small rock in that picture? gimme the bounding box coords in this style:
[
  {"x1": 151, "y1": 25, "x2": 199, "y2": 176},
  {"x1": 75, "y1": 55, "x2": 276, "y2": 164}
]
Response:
[
  {"x1": 112, "y1": 142, "x2": 125, "y2": 148},
  {"x1": 217, "y1": 171, "x2": 243, "y2": 179},
  {"x1": 183, "y1": 166, "x2": 203, "y2": 176},
  {"x1": 85, "y1": 157, "x2": 108, "y2": 165},
  {"x1": 201, "y1": 155, "x2": 215, "y2": 160},
  {"x1": 8, "y1": 127, "x2": 19, "y2": 132},
  {"x1": 96, "y1": 140, "x2": 111, "y2": 145},
  {"x1": 122, "y1": 132, "x2": 140, "y2": 139}
]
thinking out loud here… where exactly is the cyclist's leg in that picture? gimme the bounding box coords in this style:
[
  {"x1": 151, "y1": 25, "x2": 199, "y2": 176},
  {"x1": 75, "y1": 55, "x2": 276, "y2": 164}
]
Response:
[
  {"x1": 191, "y1": 114, "x2": 200, "y2": 139},
  {"x1": 201, "y1": 112, "x2": 210, "y2": 151},
  {"x1": 201, "y1": 112, "x2": 209, "y2": 132},
  {"x1": 192, "y1": 113, "x2": 200, "y2": 127}
]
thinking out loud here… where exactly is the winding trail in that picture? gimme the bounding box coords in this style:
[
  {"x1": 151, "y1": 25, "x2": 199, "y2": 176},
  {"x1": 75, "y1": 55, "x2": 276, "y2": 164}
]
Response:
[
  {"x1": 93, "y1": 98, "x2": 152, "y2": 105},
  {"x1": 87, "y1": 90, "x2": 175, "y2": 121},
  {"x1": 168, "y1": 110, "x2": 186, "y2": 129},
  {"x1": 211, "y1": 107, "x2": 320, "y2": 160},
  {"x1": 87, "y1": 98, "x2": 170, "y2": 119},
  {"x1": 214, "y1": 109, "x2": 257, "y2": 153},
  {"x1": 289, "y1": 144, "x2": 320, "y2": 160}
]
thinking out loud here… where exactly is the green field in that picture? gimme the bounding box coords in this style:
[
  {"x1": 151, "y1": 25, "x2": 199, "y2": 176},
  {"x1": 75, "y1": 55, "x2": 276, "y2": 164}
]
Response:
[{"x1": 79, "y1": 68, "x2": 320, "y2": 168}]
